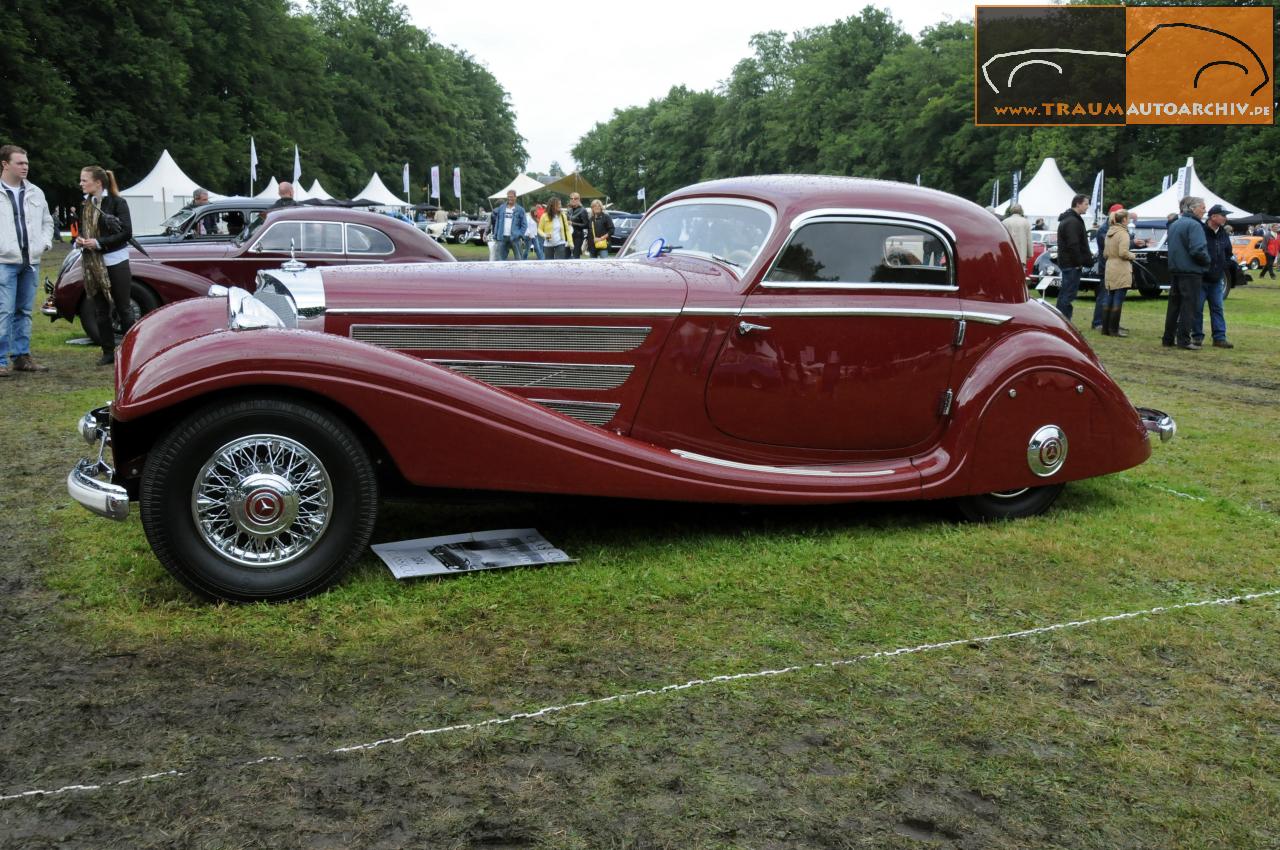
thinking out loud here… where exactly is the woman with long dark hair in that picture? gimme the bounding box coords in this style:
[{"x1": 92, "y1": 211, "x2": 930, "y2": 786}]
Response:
[
  {"x1": 538, "y1": 196, "x2": 572, "y2": 259},
  {"x1": 75, "y1": 166, "x2": 133, "y2": 365}
]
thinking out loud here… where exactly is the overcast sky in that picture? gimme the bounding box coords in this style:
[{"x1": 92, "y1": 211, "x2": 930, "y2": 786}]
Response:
[{"x1": 402, "y1": 1, "x2": 1029, "y2": 175}]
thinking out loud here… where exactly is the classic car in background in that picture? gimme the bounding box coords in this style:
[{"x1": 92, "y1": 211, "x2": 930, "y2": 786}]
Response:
[
  {"x1": 141, "y1": 198, "x2": 277, "y2": 244},
  {"x1": 68, "y1": 175, "x2": 1174, "y2": 602},
  {"x1": 43, "y1": 206, "x2": 454, "y2": 344},
  {"x1": 1232, "y1": 235, "x2": 1266, "y2": 269},
  {"x1": 1033, "y1": 236, "x2": 1247, "y2": 300},
  {"x1": 607, "y1": 211, "x2": 642, "y2": 250}
]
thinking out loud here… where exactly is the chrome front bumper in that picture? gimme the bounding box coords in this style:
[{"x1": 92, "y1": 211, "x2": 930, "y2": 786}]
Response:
[
  {"x1": 1137, "y1": 407, "x2": 1177, "y2": 443},
  {"x1": 68, "y1": 407, "x2": 130, "y2": 521}
]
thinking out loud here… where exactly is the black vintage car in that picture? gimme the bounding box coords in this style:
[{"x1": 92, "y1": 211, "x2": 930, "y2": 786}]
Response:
[
  {"x1": 607, "y1": 211, "x2": 642, "y2": 250},
  {"x1": 1033, "y1": 223, "x2": 1248, "y2": 299},
  {"x1": 143, "y1": 198, "x2": 278, "y2": 244}
]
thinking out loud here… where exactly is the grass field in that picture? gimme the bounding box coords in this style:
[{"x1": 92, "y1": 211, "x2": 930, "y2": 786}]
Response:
[{"x1": 2, "y1": 246, "x2": 1278, "y2": 848}]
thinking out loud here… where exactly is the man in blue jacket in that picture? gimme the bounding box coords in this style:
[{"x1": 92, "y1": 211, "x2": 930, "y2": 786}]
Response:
[
  {"x1": 490, "y1": 190, "x2": 528, "y2": 261},
  {"x1": 1194, "y1": 204, "x2": 1234, "y2": 348},
  {"x1": 1162, "y1": 196, "x2": 1210, "y2": 350}
]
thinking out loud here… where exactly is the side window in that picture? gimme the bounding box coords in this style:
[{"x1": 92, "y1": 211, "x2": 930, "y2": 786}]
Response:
[
  {"x1": 301, "y1": 222, "x2": 344, "y2": 253},
  {"x1": 256, "y1": 222, "x2": 301, "y2": 252},
  {"x1": 346, "y1": 223, "x2": 394, "y2": 254},
  {"x1": 766, "y1": 221, "x2": 952, "y2": 286}
]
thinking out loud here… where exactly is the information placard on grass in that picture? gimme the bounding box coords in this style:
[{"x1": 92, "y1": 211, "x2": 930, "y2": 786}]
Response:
[{"x1": 372, "y1": 528, "x2": 574, "y2": 579}]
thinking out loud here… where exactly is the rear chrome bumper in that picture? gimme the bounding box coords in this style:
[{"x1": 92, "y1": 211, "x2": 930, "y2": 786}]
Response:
[
  {"x1": 1137, "y1": 407, "x2": 1176, "y2": 443},
  {"x1": 68, "y1": 406, "x2": 130, "y2": 521}
]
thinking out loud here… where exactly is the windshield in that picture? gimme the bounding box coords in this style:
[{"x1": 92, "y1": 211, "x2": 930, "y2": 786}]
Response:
[
  {"x1": 160, "y1": 207, "x2": 197, "y2": 233},
  {"x1": 235, "y1": 210, "x2": 272, "y2": 245},
  {"x1": 621, "y1": 201, "x2": 773, "y2": 269}
]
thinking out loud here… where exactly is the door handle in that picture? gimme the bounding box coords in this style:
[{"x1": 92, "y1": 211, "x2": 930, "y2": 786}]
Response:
[{"x1": 737, "y1": 321, "x2": 771, "y2": 336}]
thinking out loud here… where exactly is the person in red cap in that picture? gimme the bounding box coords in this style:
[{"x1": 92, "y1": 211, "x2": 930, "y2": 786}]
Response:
[{"x1": 1090, "y1": 203, "x2": 1130, "y2": 331}]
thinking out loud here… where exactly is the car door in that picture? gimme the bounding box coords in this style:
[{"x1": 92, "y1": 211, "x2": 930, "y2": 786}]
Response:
[{"x1": 704, "y1": 213, "x2": 961, "y2": 454}]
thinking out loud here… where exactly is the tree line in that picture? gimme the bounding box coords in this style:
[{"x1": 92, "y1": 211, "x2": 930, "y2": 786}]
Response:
[
  {"x1": 1, "y1": 0, "x2": 525, "y2": 209},
  {"x1": 573, "y1": 4, "x2": 1280, "y2": 214}
]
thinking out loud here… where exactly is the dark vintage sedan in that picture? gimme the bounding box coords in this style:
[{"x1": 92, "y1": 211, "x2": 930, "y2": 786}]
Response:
[
  {"x1": 68, "y1": 175, "x2": 1174, "y2": 602},
  {"x1": 141, "y1": 198, "x2": 278, "y2": 244},
  {"x1": 43, "y1": 206, "x2": 453, "y2": 344}
]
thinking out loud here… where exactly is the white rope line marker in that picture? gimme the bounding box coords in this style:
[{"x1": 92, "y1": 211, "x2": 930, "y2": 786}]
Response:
[{"x1": 3, "y1": 587, "x2": 1278, "y2": 803}]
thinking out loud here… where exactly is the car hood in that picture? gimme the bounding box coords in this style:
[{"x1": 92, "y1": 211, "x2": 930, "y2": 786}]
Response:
[{"x1": 315, "y1": 258, "x2": 692, "y2": 316}]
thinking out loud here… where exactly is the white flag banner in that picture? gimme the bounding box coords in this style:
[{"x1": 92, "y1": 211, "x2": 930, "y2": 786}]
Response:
[
  {"x1": 1088, "y1": 169, "x2": 1104, "y2": 223},
  {"x1": 292, "y1": 145, "x2": 302, "y2": 184},
  {"x1": 249, "y1": 137, "x2": 258, "y2": 182},
  {"x1": 453, "y1": 167, "x2": 462, "y2": 200},
  {"x1": 636, "y1": 187, "x2": 645, "y2": 201},
  {"x1": 402, "y1": 162, "x2": 410, "y2": 197},
  {"x1": 1011, "y1": 170, "x2": 1022, "y2": 203},
  {"x1": 430, "y1": 165, "x2": 440, "y2": 200},
  {"x1": 1162, "y1": 173, "x2": 1172, "y2": 192},
  {"x1": 1175, "y1": 166, "x2": 1188, "y2": 200},
  {"x1": 990, "y1": 179, "x2": 999, "y2": 208},
  {"x1": 915, "y1": 174, "x2": 921, "y2": 186}
]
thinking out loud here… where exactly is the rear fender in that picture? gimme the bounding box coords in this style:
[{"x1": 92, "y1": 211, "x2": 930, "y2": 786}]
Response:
[{"x1": 916, "y1": 330, "x2": 1150, "y2": 496}]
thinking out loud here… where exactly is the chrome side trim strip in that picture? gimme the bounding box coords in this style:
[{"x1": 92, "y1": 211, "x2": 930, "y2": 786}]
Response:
[
  {"x1": 789, "y1": 207, "x2": 957, "y2": 241},
  {"x1": 758, "y1": 282, "x2": 960, "y2": 292},
  {"x1": 672, "y1": 449, "x2": 897, "y2": 478},
  {"x1": 679, "y1": 306, "x2": 1012, "y2": 324},
  {"x1": 329, "y1": 307, "x2": 681, "y2": 316},
  {"x1": 735, "y1": 306, "x2": 1013, "y2": 324},
  {"x1": 350, "y1": 324, "x2": 651, "y2": 352}
]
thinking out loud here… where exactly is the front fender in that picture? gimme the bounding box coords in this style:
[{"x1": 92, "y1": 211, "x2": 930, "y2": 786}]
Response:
[
  {"x1": 113, "y1": 324, "x2": 922, "y2": 504},
  {"x1": 917, "y1": 329, "x2": 1150, "y2": 496}
]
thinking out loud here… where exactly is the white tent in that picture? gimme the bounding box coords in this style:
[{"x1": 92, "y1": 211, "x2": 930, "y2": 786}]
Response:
[
  {"x1": 488, "y1": 173, "x2": 545, "y2": 200},
  {"x1": 306, "y1": 179, "x2": 334, "y2": 201},
  {"x1": 353, "y1": 172, "x2": 407, "y2": 207},
  {"x1": 254, "y1": 176, "x2": 280, "y2": 200},
  {"x1": 1129, "y1": 157, "x2": 1250, "y2": 219},
  {"x1": 292, "y1": 182, "x2": 311, "y2": 202},
  {"x1": 994, "y1": 158, "x2": 1078, "y2": 226},
  {"x1": 120, "y1": 149, "x2": 213, "y2": 235}
]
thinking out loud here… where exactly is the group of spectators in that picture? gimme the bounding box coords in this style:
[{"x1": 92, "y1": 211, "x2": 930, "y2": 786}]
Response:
[
  {"x1": 488, "y1": 190, "x2": 615, "y2": 261},
  {"x1": 1001, "y1": 193, "x2": 1238, "y2": 350}
]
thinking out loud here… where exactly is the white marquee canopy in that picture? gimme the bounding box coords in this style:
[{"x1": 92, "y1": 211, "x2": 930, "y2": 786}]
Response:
[
  {"x1": 353, "y1": 172, "x2": 407, "y2": 207},
  {"x1": 120, "y1": 149, "x2": 221, "y2": 234},
  {"x1": 994, "y1": 157, "x2": 1078, "y2": 226},
  {"x1": 488, "y1": 173, "x2": 545, "y2": 200},
  {"x1": 1129, "y1": 157, "x2": 1250, "y2": 219}
]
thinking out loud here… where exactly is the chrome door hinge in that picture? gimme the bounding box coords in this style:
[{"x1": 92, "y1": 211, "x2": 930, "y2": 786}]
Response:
[
  {"x1": 953, "y1": 318, "x2": 967, "y2": 347},
  {"x1": 938, "y1": 388, "x2": 954, "y2": 417}
]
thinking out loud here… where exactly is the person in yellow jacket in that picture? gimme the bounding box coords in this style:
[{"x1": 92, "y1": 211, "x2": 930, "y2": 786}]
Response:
[
  {"x1": 1101, "y1": 207, "x2": 1136, "y2": 337},
  {"x1": 538, "y1": 196, "x2": 573, "y2": 259}
]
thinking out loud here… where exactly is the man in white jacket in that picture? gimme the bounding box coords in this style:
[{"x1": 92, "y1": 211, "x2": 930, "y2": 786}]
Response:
[{"x1": 0, "y1": 145, "x2": 55, "y2": 376}]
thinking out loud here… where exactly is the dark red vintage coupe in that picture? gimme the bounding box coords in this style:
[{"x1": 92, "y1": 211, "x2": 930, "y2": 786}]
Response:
[
  {"x1": 68, "y1": 176, "x2": 1174, "y2": 602},
  {"x1": 43, "y1": 206, "x2": 453, "y2": 344}
]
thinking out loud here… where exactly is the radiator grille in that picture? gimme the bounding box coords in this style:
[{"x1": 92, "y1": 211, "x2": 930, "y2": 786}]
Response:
[
  {"x1": 432, "y1": 360, "x2": 633, "y2": 390},
  {"x1": 350, "y1": 324, "x2": 650, "y2": 352}
]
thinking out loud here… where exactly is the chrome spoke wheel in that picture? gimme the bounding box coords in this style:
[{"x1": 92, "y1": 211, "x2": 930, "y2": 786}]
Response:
[{"x1": 192, "y1": 434, "x2": 333, "y2": 567}]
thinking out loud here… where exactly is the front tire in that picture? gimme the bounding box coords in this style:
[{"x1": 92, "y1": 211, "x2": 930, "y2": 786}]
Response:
[
  {"x1": 955, "y1": 484, "x2": 1065, "y2": 522},
  {"x1": 140, "y1": 398, "x2": 378, "y2": 602},
  {"x1": 1248, "y1": 259, "x2": 1259, "y2": 270}
]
